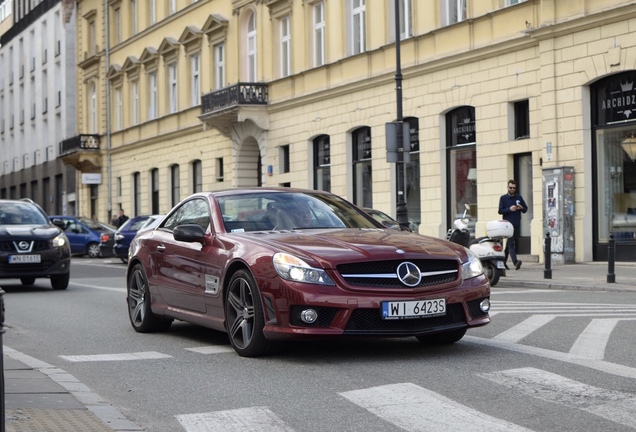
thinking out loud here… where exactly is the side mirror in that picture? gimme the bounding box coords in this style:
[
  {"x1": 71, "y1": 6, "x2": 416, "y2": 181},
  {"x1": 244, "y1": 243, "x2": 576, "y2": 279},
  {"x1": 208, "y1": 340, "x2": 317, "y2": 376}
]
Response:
[
  {"x1": 174, "y1": 224, "x2": 206, "y2": 243},
  {"x1": 51, "y1": 218, "x2": 65, "y2": 229}
]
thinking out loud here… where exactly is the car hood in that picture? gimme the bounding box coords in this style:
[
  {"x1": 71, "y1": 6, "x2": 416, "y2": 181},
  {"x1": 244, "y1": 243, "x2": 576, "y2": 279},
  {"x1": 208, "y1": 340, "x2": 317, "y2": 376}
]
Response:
[
  {"x1": 231, "y1": 228, "x2": 468, "y2": 268},
  {"x1": 0, "y1": 224, "x2": 62, "y2": 239}
]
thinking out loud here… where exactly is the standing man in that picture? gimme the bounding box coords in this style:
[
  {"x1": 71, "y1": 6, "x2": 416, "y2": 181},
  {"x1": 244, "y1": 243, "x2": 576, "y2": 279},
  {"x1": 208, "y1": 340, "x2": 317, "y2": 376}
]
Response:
[
  {"x1": 115, "y1": 208, "x2": 129, "y2": 228},
  {"x1": 498, "y1": 179, "x2": 528, "y2": 270}
]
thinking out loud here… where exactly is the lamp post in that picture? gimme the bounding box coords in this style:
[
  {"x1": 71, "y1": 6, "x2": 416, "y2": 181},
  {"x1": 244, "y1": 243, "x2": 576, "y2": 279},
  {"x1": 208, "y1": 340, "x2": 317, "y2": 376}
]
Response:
[{"x1": 394, "y1": 0, "x2": 409, "y2": 230}]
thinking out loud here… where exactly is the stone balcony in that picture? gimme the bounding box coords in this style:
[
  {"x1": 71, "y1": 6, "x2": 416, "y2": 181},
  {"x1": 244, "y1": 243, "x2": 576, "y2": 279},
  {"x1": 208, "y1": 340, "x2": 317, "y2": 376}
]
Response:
[{"x1": 58, "y1": 134, "x2": 102, "y2": 172}]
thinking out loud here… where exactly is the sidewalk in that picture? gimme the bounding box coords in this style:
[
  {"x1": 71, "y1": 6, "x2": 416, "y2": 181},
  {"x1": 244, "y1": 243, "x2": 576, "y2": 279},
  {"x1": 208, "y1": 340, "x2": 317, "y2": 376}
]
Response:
[{"x1": 2, "y1": 260, "x2": 636, "y2": 431}]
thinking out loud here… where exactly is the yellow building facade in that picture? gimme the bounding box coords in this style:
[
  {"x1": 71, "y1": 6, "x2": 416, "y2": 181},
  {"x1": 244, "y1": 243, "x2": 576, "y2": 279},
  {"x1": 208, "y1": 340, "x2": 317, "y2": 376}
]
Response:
[{"x1": 67, "y1": 0, "x2": 636, "y2": 262}]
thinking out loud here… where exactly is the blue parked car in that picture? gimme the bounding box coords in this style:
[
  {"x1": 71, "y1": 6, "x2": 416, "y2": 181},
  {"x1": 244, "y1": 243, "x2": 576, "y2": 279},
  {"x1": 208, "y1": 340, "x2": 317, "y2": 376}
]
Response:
[
  {"x1": 111, "y1": 214, "x2": 163, "y2": 263},
  {"x1": 49, "y1": 216, "x2": 116, "y2": 258}
]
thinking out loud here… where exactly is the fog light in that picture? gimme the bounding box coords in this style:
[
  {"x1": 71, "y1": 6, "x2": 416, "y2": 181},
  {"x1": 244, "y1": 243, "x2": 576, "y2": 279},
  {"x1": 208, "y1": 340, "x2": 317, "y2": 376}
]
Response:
[
  {"x1": 480, "y1": 299, "x2": 491, "y2": 313},
  {"x1": 300, "y1": 309, "x2": 318, "y2": 324}
]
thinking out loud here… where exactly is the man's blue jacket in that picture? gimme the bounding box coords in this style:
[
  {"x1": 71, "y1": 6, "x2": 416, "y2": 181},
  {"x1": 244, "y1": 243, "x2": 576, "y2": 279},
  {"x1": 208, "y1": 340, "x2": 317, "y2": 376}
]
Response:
[{"x1": 498, "y1": 193, "x2": 528, "y2": 228}]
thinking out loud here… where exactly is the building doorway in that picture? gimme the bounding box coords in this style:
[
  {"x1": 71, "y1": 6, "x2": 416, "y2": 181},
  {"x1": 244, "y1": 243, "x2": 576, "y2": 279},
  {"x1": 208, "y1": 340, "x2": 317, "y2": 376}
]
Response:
[{"x1": 514, "y1": 153, "x2": 533, "y2": 254}]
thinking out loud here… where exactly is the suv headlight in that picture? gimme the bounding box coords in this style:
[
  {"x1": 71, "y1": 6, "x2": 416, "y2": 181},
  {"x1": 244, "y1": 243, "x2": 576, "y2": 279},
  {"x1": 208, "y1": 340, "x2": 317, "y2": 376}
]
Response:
[
  {"x1": 273, "y1": 252, "x2": 335, "y2": 285},
  {"x1": 461, "y1": 248, "x2": 483, "y2": 280},
  {"x1": 51, "y1": 233, "x2": 67, "y2": 248}
]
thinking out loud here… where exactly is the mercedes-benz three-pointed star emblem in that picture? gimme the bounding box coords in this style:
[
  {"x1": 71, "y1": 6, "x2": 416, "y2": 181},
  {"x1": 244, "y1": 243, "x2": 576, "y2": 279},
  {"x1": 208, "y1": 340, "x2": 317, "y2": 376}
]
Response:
[{"x1": 396, "y1": 262, "x2": 422, "y2": 287}]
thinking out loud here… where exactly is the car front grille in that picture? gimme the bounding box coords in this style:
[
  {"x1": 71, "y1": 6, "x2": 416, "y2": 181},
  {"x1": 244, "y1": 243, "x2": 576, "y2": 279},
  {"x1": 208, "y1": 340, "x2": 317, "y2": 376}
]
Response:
[
  {"x1": 337, "y1": 259, "x2": 459, "y2": 288},
  {"x1": 0, "y1": 240, "x2": 50, "y2": 252},
  {"x1": 344, "y1": 303, "x2": 466, "y2": 334}
]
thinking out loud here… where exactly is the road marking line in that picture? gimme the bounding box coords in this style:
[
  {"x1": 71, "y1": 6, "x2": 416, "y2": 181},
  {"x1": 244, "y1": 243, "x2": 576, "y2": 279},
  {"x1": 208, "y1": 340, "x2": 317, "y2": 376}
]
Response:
[
  {"x1": 493, "y1": 289, "x2": 563, "y2": 294},
  {"x1": 176, "y1": 407, "x2": 295, "y2": 432},
  {"x1": 60, "y1": 351, "x2": 172, "y2": 362},
  {"x1": 493, "y1": 315, "x2": 556, "y2": 343},
  {"x1": 340, "y1": 383, "x2": 533, "y2": 432},
  {"x1": 479, "y1": 367, "x2": 636, "y2": 429},
  {"x1": 185, "y1": 346, "x2": 235, "y2": 354},
  {"x1": 464, "y1": 335, "x2": 636, "y2": 380},
  {"x1": 569, "y1": 318, "x2": 619, "y2": 360}
]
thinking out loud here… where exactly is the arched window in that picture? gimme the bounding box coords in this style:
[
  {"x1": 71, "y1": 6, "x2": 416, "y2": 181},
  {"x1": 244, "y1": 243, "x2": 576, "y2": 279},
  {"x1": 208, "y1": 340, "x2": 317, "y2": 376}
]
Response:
[
  {"x1": 313, "y1": 135, "x2": 330, "y2": 192},
  {"x1": 151, "y1": 168, "x2": 160, "y2": 214},
  {"x1": 246, "y1": 11, "x2": 257, "y2": 81},
  {"x1": 446, "y1": 106, "x2": 477, "y2": 235},
  {"x1": 352, "y1": 126, "x2": 372, "y2": 207}
]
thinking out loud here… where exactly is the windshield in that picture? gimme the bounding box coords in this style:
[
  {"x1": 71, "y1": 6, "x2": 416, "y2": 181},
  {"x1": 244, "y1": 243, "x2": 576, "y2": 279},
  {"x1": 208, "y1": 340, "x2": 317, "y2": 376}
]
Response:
[
  {"x1": 217, "y1": 192, "x2": 380, "y2": 232},
  {"x1": 0, "y1": 202, "x2": 49, "y2": 225}
]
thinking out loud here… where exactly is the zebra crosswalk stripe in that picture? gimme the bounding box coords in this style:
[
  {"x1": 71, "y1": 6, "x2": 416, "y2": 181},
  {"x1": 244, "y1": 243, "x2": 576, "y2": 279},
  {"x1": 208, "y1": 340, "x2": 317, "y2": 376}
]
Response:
[
  {"x1": 340, "y1": 383, "x2": 533, "y2": 432},
  {"x1": 176, "y1": 407, "x2": 295, "y2": 432},
  {"x1": 479, "y1": 367, "x2": 636, "y2": 429}
]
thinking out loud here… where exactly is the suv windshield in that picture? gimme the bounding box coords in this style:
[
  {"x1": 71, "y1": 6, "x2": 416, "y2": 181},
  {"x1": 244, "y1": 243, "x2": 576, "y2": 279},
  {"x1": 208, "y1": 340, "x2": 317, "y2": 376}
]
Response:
[{"x1": 0, "y1": 202, "x2": 49, "y2": 225}]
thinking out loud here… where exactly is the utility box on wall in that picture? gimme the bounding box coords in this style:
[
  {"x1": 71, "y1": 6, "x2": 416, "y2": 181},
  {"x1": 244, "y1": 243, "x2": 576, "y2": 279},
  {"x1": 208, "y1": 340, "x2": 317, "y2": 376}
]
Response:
[{"x1": 543, "y1": 167, "x2": 575, "y2": 264}]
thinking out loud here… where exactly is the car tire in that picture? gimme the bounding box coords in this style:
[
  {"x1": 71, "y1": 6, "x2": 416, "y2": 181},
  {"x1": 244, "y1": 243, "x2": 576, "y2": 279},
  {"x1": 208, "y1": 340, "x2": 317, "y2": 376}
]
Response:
[
  {"x1": 20, "y1": 277, "x2": 36, "y2": 286},
  {"x1": 225, "y1": 269, "x2": 278, "y2": 357},
  {"x1": 50, "y1": 273, "x2": 70, "y2": 290},
  {"x1": 87, "y1": 242, "x2": 101, "y2": 258},
  {"x1": 484, "y1": 262, "x2": 500, "y2": 286},
  {"x1": 127, "y1": 263, "x2": 172, "y2": 332},
  {"x1": 416, "y1": 328, "x2": 467, "y2": 345}
]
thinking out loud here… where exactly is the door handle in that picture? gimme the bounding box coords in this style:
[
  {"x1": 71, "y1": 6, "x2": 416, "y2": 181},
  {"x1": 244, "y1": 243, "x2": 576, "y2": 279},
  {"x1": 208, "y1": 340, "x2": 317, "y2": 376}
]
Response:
[{"x1": 157, "y1": 244, "x2": 166, "y2": 252}]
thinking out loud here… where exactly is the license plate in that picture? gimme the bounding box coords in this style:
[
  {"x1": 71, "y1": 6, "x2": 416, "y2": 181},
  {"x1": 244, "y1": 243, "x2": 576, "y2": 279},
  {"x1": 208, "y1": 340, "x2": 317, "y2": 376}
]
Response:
[
  {"x1": 496, "y1": 261, "x2": 506, "y2": 269},
  {"x1": 381, "y1": 298, "x2": 446, "y2": 320},
  {"x1": 9, "y1": 254, "x2": 41, "y2": 264}
]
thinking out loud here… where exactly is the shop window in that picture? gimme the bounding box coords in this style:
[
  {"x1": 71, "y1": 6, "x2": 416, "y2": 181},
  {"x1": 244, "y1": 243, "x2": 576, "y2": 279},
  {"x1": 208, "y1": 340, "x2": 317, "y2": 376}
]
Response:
[
  {"x1": 352, "y1": 126, "x2": 372, "y2": 207},
  {"x1": 313, "y1": 134, "x2": 331, "y2": 192}
]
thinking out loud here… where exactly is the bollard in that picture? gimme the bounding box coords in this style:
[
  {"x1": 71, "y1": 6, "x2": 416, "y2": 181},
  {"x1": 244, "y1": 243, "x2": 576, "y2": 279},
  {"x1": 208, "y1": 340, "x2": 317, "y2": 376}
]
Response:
[
  {"x1": 1, "y1": 288, "x2": 5, "y2": 432},
  {"x1": 544, "y1": 232, "x2": 552, "y2": 279},
  {"x1": 607, "y1": 234, "x2": 616, "y2": 283}
]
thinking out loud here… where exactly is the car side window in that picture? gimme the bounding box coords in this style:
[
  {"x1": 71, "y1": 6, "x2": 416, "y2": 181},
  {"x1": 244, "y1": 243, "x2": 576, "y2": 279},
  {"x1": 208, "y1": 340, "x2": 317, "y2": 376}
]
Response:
[{"x1": 162, "y1": 199, "x2": 210, "y2": 232}]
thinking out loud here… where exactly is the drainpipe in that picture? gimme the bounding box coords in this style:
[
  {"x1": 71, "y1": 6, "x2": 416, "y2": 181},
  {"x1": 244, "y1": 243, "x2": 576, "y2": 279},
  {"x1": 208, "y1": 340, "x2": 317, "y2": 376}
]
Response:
[{"x1": 104, "y1": 0, "x2": 112, "y2": 222}]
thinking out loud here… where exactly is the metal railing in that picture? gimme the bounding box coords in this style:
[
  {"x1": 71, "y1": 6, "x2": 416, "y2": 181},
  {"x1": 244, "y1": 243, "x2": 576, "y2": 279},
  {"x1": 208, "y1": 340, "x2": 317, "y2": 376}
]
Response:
[
  {"x1": 59, "y1": 134, "x2": 101, "y2": 156},
  {"x1": 201, "y1": 82, "x2": 268, "y2": 115}
]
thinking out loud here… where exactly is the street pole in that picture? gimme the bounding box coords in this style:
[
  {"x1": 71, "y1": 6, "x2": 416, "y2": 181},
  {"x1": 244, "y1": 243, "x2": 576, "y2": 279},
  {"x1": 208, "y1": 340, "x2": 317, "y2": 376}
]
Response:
[{"x1": 394, "y1": 0, "x2": 409, "y2": 230}]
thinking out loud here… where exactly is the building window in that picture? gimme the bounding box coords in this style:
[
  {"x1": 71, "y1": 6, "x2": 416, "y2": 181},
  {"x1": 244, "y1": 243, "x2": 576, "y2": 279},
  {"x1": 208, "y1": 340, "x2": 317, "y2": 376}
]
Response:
[
  {"x1": 216, "y1": 157, "x2": 224, "y2": 182},
  {"x1": 89, "y1": 20, "x2": 96, "y2": 55},
  {"x1": 279, "y1": 145, "x2": 290, "y2": 173},
  {"x1": 192, "y1": 159, "x2": 202, "y2": 193},
  {"x1": 148, "y1": 71, "x2": 157, "y2": 120},
  {"x1": 131, "y1": 80, "x2": 139, "y2": 125},
  {"x1": 246, "y1": 11, "x2": 257, "y2": 81},
  {"x1": 190, "y1": 54, "x2": 200, "y2": 106},
  {"x1": 114, "y1": 7, "x2": 121, "y2": 44},
  {"x1": 90, "y1": 81, "x2": 97, "y2": 133},
  {"x1": 352, "y1": 126, "x2": 372, "y2": 207},
  {"x1": 133, "y1": 172, "x2": 141, "y2": 215},
  {"x1": 442, "y1": 0, "x2": 466, "y2": 26},
  {"x1": 131, "y1": 0, "x2": 137, "y2": 35},
  {"x1": 514, "y1": 100, "x2": 530, "y2": 140},
  {"x1": 280, "y1": 16, "x2": 291, "y2": 78},
  {"x1": 149, "y1": 0, "x2": 156, "y2": 25},
  {"x1": 170, "y1": 0, "x2": 176, "y2": 14},
  {"x1": 405, "y1": 117, "x2": 420, "y2": 232},
  {"x1": 351, "y1": 0, "x2": 366, "y2": 55},
  {"x1": 214, "y1": 43, "x2": 225, "y2": 89},
  {"x1": 313, "y1": 134, "x2": 330, "y2": 192},
  {"x1": 446, "y1": 106, "x2": 477, "y2": 235},
  {"x1": 151, "y1": 168, "x2": 159, "y2": 214},
  {"x1": 168, "y1": 63, "x2": 178, "y2": 113},
  {"x1": 506, "y1": 0, "x2": 526, "y2": 5},
  {"x1": 313, "y1": 2, "x2": 325, "y2": 67},
  {"x1": 171, "y1": 164, "x2": 180, "y2": 207},
  {"x1": 115, "y1": 86, "x2": 122, "y2": 130}
]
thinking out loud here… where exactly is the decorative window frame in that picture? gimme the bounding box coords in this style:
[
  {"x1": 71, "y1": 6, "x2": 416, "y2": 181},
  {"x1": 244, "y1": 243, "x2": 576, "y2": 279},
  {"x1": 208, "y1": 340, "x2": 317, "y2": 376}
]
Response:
[{"x1": 202, "y1": 14, "x2": 228, "y2": 48}]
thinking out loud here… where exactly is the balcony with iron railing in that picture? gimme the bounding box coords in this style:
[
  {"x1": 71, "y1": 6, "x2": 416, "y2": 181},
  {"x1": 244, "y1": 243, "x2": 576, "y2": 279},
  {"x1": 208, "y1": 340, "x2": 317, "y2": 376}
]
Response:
[
  {"x1": 58, "y1": 134, "x2": 102, "y2": 172},
  {"x1": 199, "y1": 82, "x2": 269, "y2": 136}
]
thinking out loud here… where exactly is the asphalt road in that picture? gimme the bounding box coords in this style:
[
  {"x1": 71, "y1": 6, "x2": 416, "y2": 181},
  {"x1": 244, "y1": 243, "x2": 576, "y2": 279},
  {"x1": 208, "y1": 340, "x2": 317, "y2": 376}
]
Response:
[{"x1": 2, "y1": 257, "x2": 636, "y2": 432}]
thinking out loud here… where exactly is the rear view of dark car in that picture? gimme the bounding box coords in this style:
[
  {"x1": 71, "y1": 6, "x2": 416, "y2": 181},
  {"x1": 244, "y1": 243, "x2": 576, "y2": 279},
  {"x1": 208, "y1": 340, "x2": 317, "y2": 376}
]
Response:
[
  {"x1": 0, "y1": 199, "x2": 71, "y2": 290},
  {"x1": 113, "y1": 215, "x2": 163, "y2": 263}
]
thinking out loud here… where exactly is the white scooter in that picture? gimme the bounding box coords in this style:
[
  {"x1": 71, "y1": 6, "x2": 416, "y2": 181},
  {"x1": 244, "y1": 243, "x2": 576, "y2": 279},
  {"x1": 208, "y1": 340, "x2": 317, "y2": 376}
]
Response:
[{"x1": 447, "y1": 205, "x2": 513, "y2": 286}]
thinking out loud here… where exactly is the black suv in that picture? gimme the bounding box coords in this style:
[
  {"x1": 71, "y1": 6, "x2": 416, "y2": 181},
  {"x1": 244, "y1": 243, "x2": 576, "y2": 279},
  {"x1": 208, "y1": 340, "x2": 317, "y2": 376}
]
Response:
[{"x1": 0, "y1": 199, "x2": 71, "y2": 290}]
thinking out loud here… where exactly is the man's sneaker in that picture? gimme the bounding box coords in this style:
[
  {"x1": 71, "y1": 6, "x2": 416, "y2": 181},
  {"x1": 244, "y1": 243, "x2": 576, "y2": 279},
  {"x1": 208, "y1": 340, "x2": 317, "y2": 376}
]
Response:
[{"x1": 515, "y1": 260, "x2": 522, "y2": 270}]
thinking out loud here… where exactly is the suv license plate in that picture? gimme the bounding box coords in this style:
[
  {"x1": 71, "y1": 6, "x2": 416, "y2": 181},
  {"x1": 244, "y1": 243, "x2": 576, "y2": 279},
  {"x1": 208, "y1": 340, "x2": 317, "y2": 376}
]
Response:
[
  {"x1": 9, "y1": 254, "x2": 41, "y2": 264},
  {"x1": 381, "y1": 298, "x2": 446, "y2": 320}
]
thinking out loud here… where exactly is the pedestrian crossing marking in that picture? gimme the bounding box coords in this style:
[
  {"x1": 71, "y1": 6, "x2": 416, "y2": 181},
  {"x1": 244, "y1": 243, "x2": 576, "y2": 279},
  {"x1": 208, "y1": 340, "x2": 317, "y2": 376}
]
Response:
[
  {"x1": 340, "y1": 383, "x2": 533, "y2": 431},
  {"x1": 176, "y1": 407, "x2": 294, "y2": 432},
  {"x1": 185, "y1": 346, "x2": 235, "y2": 354},
  {"x1": 60, "y1": 351, "x2": 172, "y2": 362},
  {"x1": 569, "y1": 318, "x2": 619, "y2": 360},
  {"x1": 479, "y1": 367, "x2": 636, "y2": 430},
  {"x1": 493, "y1": 314, "x2": 556, "y2": 343}
]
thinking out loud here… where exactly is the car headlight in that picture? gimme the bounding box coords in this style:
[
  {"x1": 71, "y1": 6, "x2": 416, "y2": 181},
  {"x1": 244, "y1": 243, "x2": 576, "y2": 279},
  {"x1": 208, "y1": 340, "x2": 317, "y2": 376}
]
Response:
[
  {"x1": 461, "y1": 248, "x2": 483, "y2": 280},
  {"x1": 273, "y1": 252, "x2": 335, "y2": 286},
  {"x1": 51, "y1": 233, "x2": 67, "y2": 248}
]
